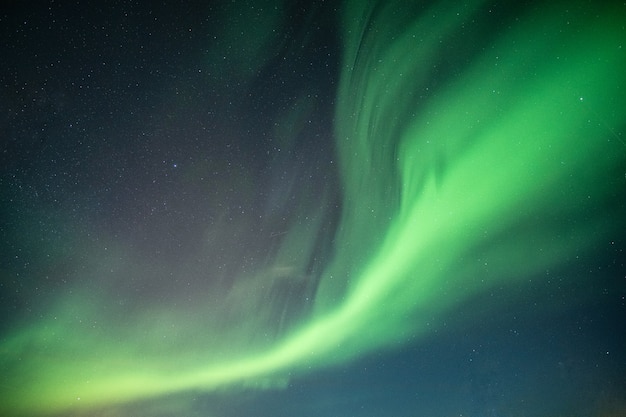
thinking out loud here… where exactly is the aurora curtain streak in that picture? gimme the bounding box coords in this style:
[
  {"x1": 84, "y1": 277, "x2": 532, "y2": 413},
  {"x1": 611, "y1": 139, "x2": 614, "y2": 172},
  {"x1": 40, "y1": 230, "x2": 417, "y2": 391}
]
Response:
[{"x1": 1, "y1": 0, "x2": 625, "y2": 415}]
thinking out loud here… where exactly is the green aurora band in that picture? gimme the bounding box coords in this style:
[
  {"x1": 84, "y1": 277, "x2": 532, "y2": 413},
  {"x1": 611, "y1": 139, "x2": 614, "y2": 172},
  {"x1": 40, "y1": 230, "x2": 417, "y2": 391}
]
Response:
[{"x1": 2, "y1": 0, "x2": 625, "y2": 415}]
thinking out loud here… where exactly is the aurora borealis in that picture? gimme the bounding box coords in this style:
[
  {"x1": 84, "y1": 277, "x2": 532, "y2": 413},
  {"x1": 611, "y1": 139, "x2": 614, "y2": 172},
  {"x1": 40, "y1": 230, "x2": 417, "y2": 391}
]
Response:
[{"x1": 1, "y1": 0, "x2": 625, "y2": 416}]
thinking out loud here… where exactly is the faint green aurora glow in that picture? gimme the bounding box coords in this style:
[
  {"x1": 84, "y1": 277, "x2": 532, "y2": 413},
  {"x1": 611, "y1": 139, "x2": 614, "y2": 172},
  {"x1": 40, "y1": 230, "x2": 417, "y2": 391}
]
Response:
[{"x1": 1, "y1": 0, "x2": 625, "y2": 415}]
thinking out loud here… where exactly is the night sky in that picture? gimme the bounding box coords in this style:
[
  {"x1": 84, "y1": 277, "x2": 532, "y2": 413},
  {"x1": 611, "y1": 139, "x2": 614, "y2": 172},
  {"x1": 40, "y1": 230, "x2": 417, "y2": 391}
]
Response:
[{"x1": 1, "y1": 1, "x2": 625, "y2": 416}]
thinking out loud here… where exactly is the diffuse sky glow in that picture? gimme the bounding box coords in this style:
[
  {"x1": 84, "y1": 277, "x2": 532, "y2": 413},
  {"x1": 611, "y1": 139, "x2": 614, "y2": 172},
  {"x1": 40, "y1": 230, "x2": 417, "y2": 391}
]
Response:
[{"x1": 1, "y1": 0, "x2": 625, "y2": 415}]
